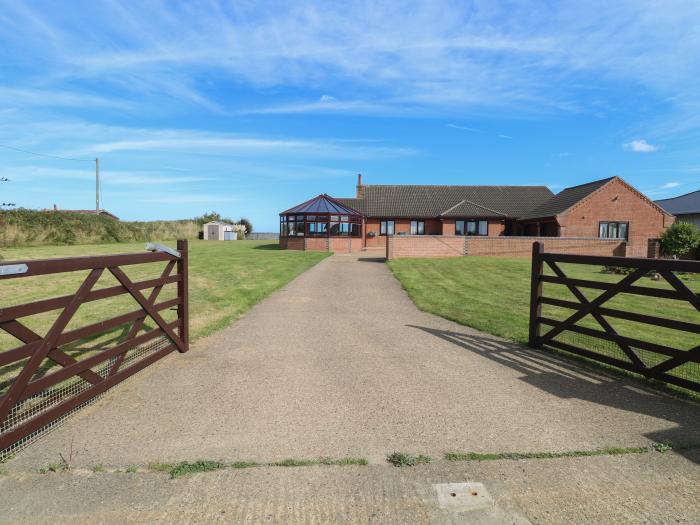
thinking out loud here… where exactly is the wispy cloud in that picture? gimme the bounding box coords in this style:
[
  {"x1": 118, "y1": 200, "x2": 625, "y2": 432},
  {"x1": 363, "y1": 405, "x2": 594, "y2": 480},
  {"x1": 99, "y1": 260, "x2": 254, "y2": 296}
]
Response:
[
  {"x1": 448, "y1": 124, "x2": 512, "y2": 140},
  {"x1": 2, "y1": 2, "x2": 699, "y2": 120},
  {"x1": 660, "y1": 181, "x2": 681, "y2": 189},
  {"x1": 623, "y1": 139, "x2": 659, "y2": 153}
]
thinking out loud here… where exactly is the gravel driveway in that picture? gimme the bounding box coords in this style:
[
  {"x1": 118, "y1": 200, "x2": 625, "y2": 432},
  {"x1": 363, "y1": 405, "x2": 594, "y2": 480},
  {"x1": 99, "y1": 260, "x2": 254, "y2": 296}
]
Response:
[{"x1": 3, "y1": 253, "x2": 699, "y2": 523}]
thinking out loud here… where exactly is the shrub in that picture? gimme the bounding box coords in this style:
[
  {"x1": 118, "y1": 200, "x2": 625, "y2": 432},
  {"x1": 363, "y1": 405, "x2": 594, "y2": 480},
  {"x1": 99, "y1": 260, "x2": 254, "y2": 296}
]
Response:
[
  {"x1": 661, "y1": 222, "x2": 700, "y2": 257},
  {"x1": 238, "y1": 217, "x2": 253, "y2": 236}
]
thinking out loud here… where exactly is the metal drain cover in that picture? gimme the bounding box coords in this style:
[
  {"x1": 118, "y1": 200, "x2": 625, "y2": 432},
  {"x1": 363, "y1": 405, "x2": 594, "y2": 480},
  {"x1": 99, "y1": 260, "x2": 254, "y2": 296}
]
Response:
[{"x1": 433, "y1": 482, "x2": 493, "y2": 512}]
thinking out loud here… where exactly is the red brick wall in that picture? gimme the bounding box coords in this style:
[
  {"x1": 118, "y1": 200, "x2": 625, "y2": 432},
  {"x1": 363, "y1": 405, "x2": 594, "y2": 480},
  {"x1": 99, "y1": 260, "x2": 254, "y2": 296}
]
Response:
[
  {"x1": 441, "y1": 220, "x2": 455, "y2": 235},
  {"x1": 305, "y1": 237, "x2": 329, "y2": 252},
  {"x1": 464, "y1": 237, "x2": 626, "y2": 257},
  {"x1": 365, "y1": 219, "x2": 386, "y2": 248},
  {"x1": 328, "y1": 237, "x2": 363, "y2": 253},
  {"x1": 488, "y1": 220, "x2": 506, "y2": 236},
  {"x1": 387, "y1": 235, "x2": 625, "y2": 259},
  {"x1": 283, "y1": 237, "x2": 305, "y2": 250},
  {"x1": 557, "y1": 178, "x2": 673, "y2": 258},
  {"x1": 387, "y1": 235, "x2": 465, "y2": 259}
]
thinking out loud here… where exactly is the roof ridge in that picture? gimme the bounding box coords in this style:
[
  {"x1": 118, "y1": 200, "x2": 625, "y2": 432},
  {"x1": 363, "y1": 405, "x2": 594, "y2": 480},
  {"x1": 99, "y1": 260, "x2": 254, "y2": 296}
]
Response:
[
  {"x1": 558, "y1": 176, "x2": 614, "y2": 192},
  {"x1": 365, "y1": 184, "x2": 550, "y2": 189}
]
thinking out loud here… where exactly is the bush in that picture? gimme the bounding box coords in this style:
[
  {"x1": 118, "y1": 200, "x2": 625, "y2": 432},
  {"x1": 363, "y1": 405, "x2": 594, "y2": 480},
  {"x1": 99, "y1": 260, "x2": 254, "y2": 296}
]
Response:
[
  {"x1": 0, "y1": 209, "x2": 200, "y2": 247},
  {"x1": 661, "y1": 222, "x2": 700, "y2": 257},
  {"x1": 238, "y1": 217, "x2": 253, "y2": 236}
]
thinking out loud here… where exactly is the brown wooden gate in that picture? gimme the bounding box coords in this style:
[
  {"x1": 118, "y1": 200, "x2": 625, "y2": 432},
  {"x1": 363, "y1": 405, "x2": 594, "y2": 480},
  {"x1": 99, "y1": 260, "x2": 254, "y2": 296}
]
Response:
[
  {"x1": 529, "y1": 242, "x2": 700, "y2": 393},
  {"x1": 0, "y1": 240, "x2": 189, "y2": 454}
]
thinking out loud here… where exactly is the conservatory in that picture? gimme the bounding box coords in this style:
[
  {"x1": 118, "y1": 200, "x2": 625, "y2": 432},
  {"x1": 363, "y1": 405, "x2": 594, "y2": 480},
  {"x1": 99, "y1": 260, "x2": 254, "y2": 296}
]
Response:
[{"x1": 279, "y1": 194, "x2": 364, "y2": 253}]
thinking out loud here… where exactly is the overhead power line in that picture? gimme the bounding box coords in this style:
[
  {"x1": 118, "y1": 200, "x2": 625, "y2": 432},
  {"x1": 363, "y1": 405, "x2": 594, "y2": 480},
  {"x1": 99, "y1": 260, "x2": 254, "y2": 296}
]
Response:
[{"x1": 0, "y1": 143, "x2": 95, "y2": 162}]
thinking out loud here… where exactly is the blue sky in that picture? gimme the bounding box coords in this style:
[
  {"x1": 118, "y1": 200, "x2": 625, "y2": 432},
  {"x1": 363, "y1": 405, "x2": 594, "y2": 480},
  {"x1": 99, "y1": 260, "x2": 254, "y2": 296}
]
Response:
[{"x1": 0, "y1": 1, "x2": 699, "y2": 231}]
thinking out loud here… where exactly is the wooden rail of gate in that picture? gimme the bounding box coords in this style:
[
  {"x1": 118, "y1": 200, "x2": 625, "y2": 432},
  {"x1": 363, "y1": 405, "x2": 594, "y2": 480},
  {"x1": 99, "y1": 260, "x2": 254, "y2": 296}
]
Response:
[
  {"x1": 529, "y1": 241, "x2": 700, "y2": 393},
  {"x1": 0, "y1": 240, "x2": 188, "y2": 453}
]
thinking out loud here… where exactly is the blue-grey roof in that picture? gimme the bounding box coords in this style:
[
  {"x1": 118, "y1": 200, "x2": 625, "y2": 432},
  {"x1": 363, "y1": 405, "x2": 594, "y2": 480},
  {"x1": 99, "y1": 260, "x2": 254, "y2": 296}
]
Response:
[
  {"x1": 655, "y1": 190, "x2": 700, "y2": 215},
  {"x1": 281, "y1": 194, "x2": 362, "y2": 216}
]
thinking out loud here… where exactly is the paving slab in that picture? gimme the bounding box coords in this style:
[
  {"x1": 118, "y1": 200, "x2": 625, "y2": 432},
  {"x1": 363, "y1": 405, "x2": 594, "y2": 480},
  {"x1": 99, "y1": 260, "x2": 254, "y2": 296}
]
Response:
[{"x1": 7, "y1": 253, "x2": 699, "y2": 471}]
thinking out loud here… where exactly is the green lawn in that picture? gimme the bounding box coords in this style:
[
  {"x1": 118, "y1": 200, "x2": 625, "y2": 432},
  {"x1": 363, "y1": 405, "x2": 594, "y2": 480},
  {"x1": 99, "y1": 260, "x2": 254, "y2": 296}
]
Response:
[
  {"x1": 0, "y1": 240, "x2": 329, "y2": 390},
  {"x1": 388, "y1": 256, "x2": 700, "y2": 389}
]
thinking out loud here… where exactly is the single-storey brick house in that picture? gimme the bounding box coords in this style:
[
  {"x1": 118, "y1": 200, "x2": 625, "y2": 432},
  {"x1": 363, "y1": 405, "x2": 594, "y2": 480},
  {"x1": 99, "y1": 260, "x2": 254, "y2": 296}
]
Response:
[{"x1": 279, "y1": 175, "x2": 673, "y2": 257}]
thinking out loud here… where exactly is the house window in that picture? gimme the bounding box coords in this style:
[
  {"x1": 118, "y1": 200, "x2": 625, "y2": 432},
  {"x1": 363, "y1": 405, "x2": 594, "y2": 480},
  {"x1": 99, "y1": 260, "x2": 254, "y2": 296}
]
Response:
[
  {"x1": 599, "y1": 221, "x2": 628, "y2": 240},
  {"x1": 455, "y1": 219, "x2": 488, "y2": 236},
  {"x1": 380, "y1": 220, "x2": 395, "y2": 235},
  {"x1": 410, "y1": 220, "x2": 425, "y2": 235}
]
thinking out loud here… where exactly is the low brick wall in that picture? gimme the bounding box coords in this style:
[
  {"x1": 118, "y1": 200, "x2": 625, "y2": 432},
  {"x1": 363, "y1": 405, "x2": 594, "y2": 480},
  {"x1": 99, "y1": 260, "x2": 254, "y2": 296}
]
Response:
[
  {"x1": 386, "y1": 235, "x2": 626, "y2": 259},
  {"x1": 280, "y1": 236, "x2": 363, "y2": 253},
  {"x1": 281, "y1": 237, "x2": 305, "y2": 250},
  {"x1": 386, "y1": 235, "x2": 465, "y2": 259},
  {"x1": 464, "y1": 237, "x2": 626, "y2": 257}
]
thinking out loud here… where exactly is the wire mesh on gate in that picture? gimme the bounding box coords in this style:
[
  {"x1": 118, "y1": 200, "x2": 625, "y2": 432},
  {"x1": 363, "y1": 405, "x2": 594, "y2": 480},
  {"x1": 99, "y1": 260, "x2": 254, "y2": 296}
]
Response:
[{"x1": 0, "y1": 335, "x2": 170, "y2": 461}]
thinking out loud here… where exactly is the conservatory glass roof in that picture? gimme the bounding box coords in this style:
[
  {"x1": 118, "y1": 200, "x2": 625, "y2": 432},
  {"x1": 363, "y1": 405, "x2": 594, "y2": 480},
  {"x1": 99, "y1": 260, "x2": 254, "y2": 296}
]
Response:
[{"x1": 280, "y1": 194, "x2": 362, "y2": 216}]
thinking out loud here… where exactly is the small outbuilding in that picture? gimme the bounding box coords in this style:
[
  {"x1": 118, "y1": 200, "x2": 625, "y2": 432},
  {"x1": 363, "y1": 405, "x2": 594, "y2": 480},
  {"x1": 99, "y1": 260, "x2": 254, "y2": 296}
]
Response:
[{"x1": 203, "y1": 221, "x2": 237, "y2": 241}]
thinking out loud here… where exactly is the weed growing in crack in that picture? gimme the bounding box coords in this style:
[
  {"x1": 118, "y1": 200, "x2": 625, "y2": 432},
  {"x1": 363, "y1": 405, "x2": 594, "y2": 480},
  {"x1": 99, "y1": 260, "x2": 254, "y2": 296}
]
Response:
[{"x1": 386, "y1": 452, "x2": 432, "y2": 467}]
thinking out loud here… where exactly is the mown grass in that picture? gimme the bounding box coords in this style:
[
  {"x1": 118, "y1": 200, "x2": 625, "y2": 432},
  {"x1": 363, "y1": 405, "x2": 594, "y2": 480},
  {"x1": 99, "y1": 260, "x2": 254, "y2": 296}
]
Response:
[
  {"x1": 0, "y1": 240, "x2": 329, "y2": 390},
  {"x1": 388, "y1": 256, "x2": 700, "y2": 392}
]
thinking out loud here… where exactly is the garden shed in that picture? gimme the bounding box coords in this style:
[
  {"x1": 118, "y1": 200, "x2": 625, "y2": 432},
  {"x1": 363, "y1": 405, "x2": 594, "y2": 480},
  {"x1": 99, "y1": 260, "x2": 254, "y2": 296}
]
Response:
[{"x1": 203, "y1": 221, "x2": 237, "y2": 241}]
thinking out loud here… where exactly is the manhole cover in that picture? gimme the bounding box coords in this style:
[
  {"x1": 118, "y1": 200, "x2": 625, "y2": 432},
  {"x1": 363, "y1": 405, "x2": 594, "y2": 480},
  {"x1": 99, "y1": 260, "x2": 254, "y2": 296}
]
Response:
[{"x1": 433, "y1": 482, "x2": 493, "y2": 512}]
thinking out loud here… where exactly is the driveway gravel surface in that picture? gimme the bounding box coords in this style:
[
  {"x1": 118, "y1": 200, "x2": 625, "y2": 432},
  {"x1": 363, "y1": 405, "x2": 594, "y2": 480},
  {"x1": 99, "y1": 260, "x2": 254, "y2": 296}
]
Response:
[{"x1": 2, "y1": 253, "x2": 699, "y2": 523}]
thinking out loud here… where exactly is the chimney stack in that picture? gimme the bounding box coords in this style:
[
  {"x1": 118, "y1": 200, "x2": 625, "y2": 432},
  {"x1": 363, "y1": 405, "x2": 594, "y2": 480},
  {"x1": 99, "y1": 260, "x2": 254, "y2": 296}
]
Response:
[{"x1": 356, "y1": 173, "x2": 365, "y2": 199}]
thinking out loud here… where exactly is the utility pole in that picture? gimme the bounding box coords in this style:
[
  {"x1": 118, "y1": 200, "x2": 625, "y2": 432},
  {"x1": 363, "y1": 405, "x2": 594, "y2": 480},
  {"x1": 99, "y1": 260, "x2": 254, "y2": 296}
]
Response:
[{"x1": 95, "y1": 157, "x2": 100, "y2": 212}]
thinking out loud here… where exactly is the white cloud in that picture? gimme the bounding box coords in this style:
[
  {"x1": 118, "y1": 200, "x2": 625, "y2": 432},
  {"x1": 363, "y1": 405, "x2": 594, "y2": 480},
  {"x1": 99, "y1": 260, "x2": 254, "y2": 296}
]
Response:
[
  {"x1": 2, "y1": 1, "x2": 700, "y2": 119},
  {"x1": 623, "y1": 139, "x2": 659, "y2": 153},
  {"x1": 660, "y1": 181, "x2": 680, "y2": 189}
]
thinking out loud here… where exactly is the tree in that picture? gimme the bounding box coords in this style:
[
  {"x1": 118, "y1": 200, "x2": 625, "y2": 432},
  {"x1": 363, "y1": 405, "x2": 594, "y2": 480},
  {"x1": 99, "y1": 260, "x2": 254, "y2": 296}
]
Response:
[
  {"x1": 238, "y1": 217, "x2": 253, "y2": 236},
  {"x1": 660, "y1": 222, "x2": 700, "y2": 257}
]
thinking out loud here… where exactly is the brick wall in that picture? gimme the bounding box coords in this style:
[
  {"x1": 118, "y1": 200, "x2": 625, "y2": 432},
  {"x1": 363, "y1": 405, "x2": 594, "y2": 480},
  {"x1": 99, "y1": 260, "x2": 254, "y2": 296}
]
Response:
[
  {"x1": 282, "y1": 237, "x2": 305, "y2": 250},
  {"x1": 464, "y1": 237, "x2": 626, "y2": 257},
  {"x1": 557, "y1": 178, "x2": 673, "y2": 258},
  {"x1": 305, "y1": 237, "x2": 329, "y2": 252},
  {"x1": 387, "y1": 235, "x2": 626, "y2": 259},
  {"x1": 328, "y1": 237, "x2": 363, "y2": 253},
  {"x1": 387, "y1": 235, "x2": 465, "y2": 259}
]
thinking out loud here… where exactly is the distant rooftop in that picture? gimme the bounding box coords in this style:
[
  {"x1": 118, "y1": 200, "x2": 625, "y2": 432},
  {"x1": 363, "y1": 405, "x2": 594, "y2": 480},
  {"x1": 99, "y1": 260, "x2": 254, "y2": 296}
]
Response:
[{"x1": 655, "y1": 189, "x2": 700, "y2": 215}]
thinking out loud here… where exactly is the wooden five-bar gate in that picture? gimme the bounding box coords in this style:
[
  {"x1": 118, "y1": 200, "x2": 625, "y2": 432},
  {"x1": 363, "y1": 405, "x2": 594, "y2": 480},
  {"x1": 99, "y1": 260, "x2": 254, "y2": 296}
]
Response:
[
  {"x1": 0, "y1": 240, "x2": 189, "y2": 455},
  {"x1": 529, "y1": 242, "x2": 700, "y2": 393}
]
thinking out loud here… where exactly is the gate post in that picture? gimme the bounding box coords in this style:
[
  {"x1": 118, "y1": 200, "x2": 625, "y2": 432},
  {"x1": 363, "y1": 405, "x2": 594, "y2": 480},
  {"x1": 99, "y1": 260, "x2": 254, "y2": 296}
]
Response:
[
  {"x1": 177, "y1": 239, "x2": 189, "y2": 352},
  {"x1": 528, "y1": 241, "x2": 544, "y2": 348}
]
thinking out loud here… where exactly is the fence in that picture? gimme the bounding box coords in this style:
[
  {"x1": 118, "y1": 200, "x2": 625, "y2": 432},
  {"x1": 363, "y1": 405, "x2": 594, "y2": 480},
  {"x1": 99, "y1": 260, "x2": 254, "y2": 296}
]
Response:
[
  {"x1": 529, "y1": 241, "x2": 700, "y2": 393},
  {"x1": 0, "y1": 240, "x2": 189, "y2": 456}
]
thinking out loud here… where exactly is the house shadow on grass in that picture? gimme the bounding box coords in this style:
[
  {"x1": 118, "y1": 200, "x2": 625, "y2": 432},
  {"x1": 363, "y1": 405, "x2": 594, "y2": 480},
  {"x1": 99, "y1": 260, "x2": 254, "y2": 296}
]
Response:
[
  {"x1": 408, "y1": 324, "x2": 700, "y2": 465},
  {"x1": 252, "y1": 243, "x2": 281, "y2": 250}
]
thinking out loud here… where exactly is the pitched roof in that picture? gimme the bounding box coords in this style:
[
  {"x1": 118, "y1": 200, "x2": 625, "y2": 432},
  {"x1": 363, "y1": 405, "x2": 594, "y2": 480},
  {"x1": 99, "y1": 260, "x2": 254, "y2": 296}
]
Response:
[
  {"x1": 655, "y1": 189, "x2": 700, "y2": 215},
  {"x1": 336, "y1": 185, "x2": 553, "y2": 218},
  {"x1": 519, "y1": 177, "x2": 614, "y2": 220},
  {"x1": 281, "y1": 194, "x2": 362, "y2": 216}
]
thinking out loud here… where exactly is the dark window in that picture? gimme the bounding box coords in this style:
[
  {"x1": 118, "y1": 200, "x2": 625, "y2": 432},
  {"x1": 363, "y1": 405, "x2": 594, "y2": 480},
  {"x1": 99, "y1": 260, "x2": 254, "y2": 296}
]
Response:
[
  {"x1": 410, "y1": 220, "x2": 425, "y2": 235},
  {"x1": 454, "y1": 219, "x2": 488, "y2": 236},
  {"x1": 599, "y1": 221, "x2": 629, "y2": 240},
  {"x1": 380, "y1": 220, "x2": 395, "y2": 235},
  {"x1": 349, "y1": 223, "x2": 360, "y2": 237}
]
